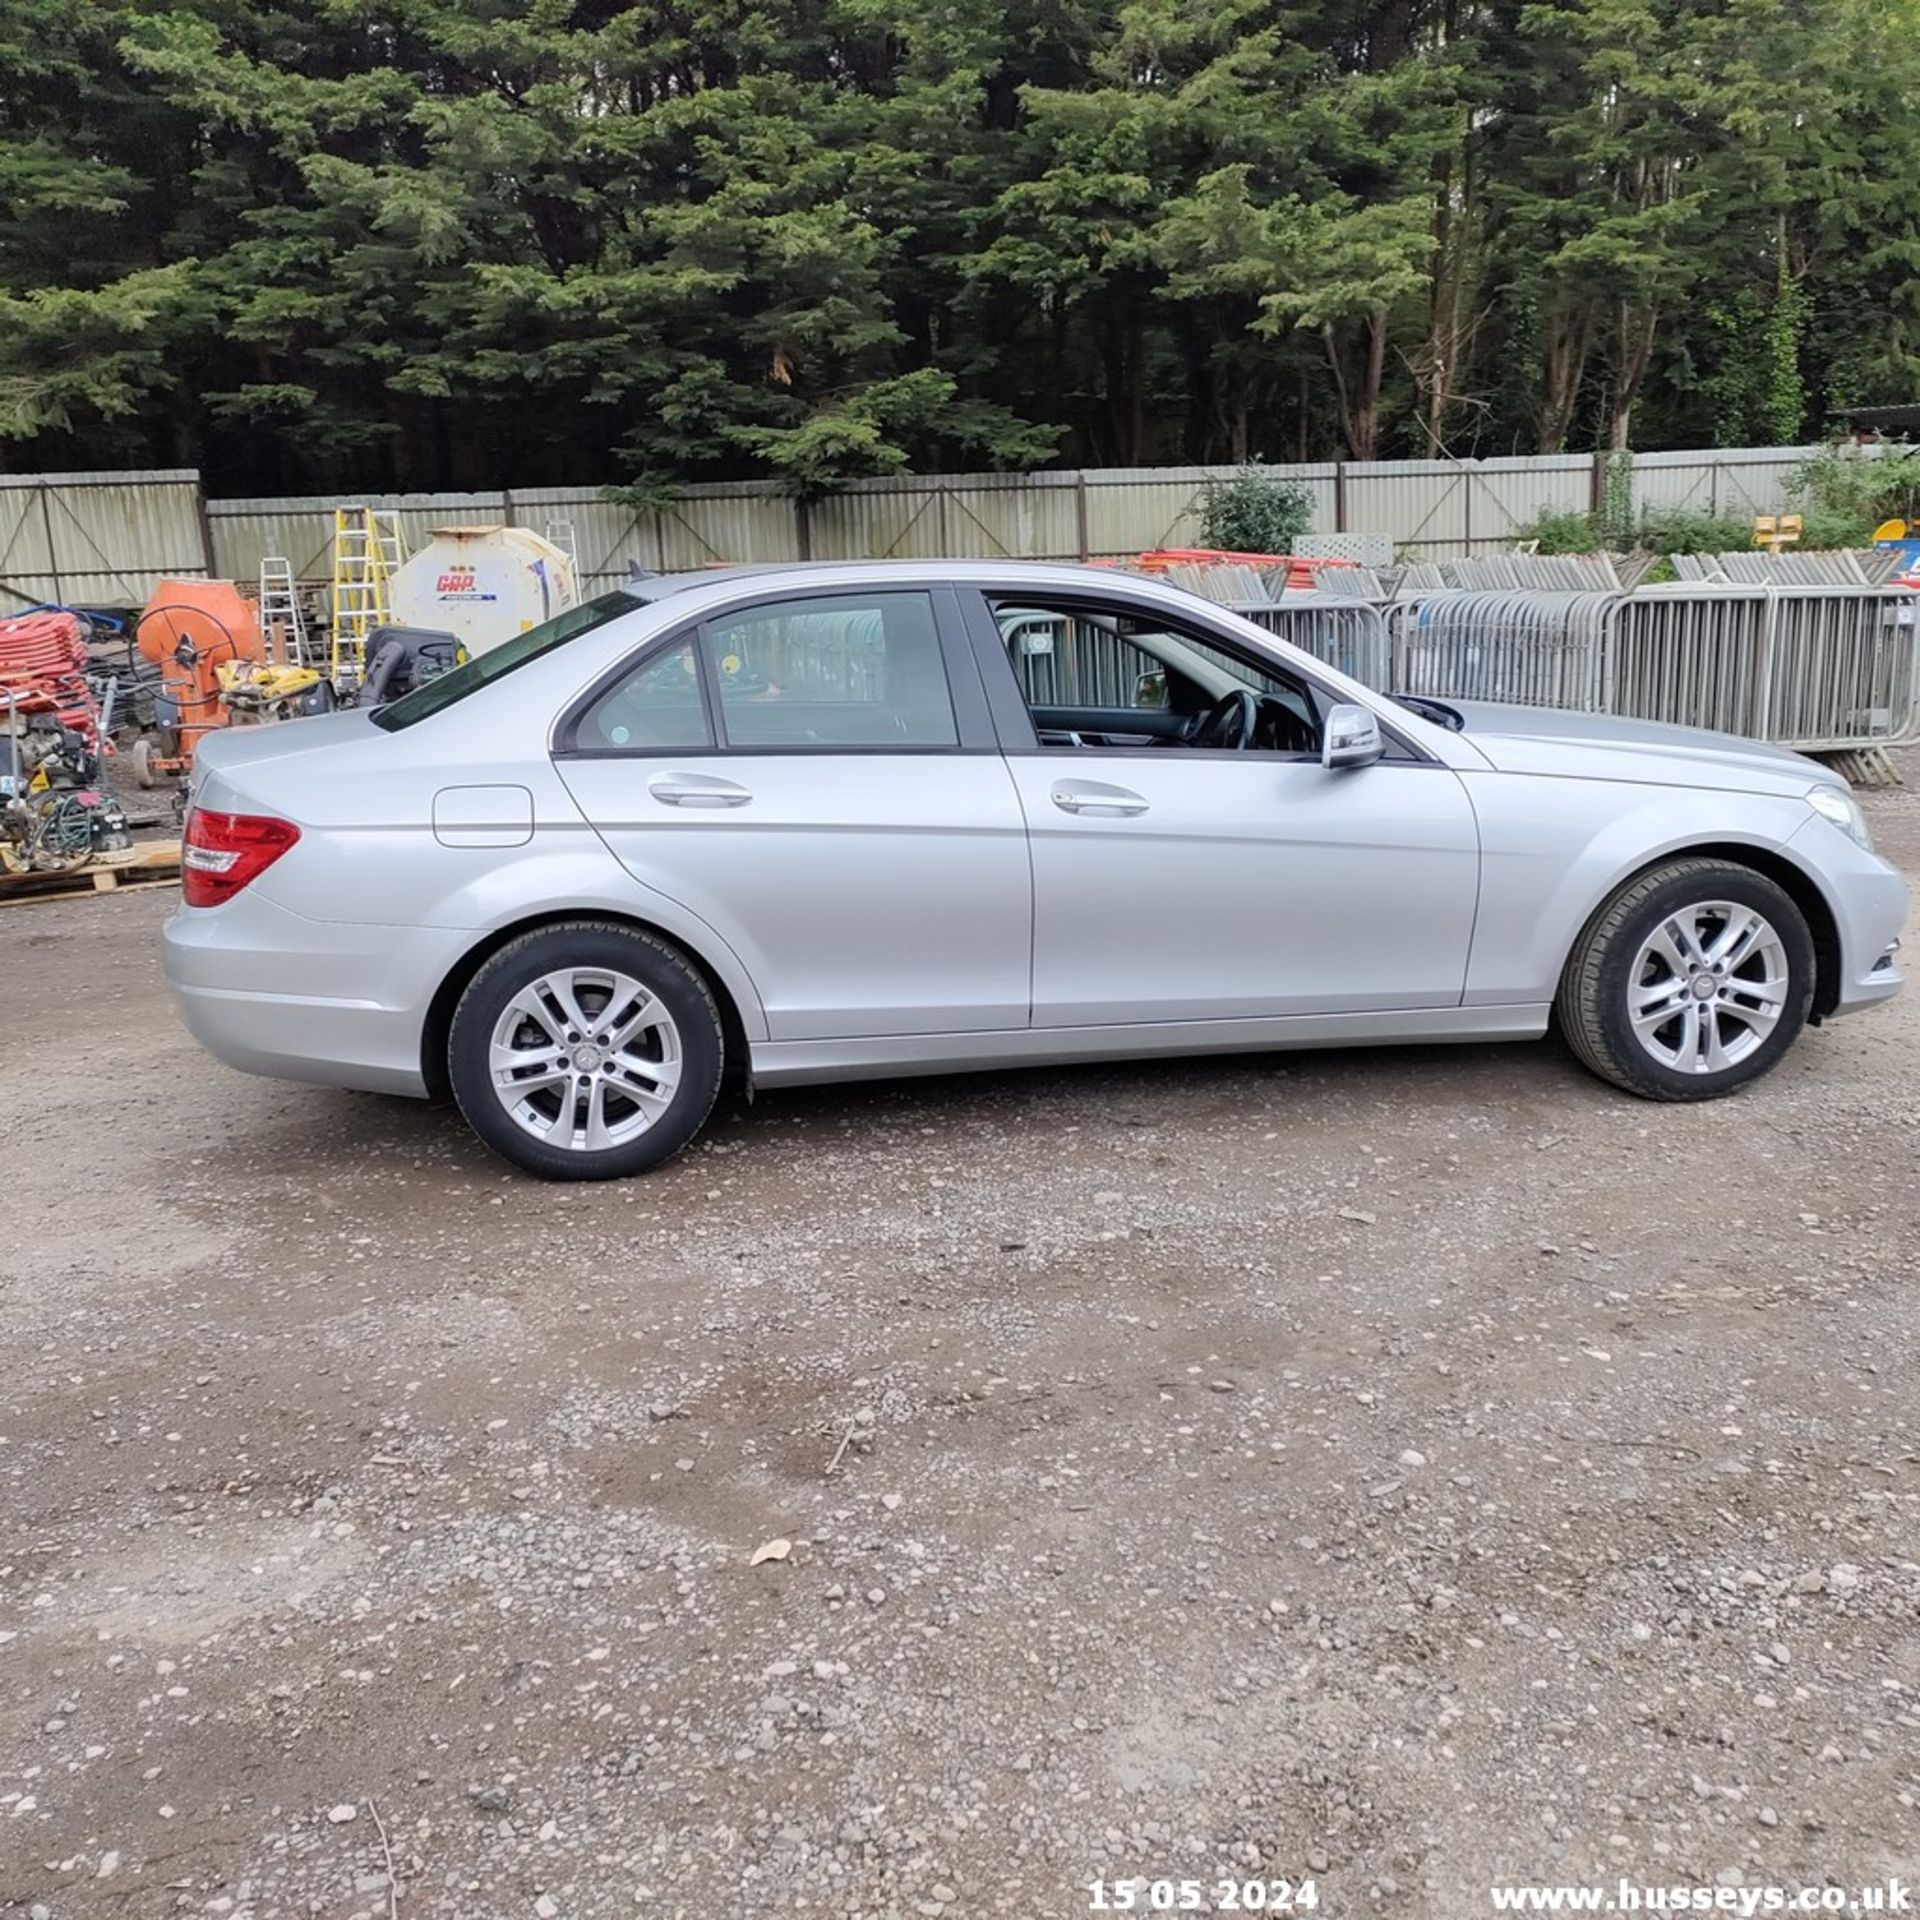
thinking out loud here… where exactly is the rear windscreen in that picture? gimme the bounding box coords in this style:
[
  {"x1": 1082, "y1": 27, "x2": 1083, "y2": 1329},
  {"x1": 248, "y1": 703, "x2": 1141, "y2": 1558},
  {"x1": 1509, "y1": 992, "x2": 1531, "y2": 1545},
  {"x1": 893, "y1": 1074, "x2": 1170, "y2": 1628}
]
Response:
[{"x1": 371, "y1": 591, "x2": 643, "y2": 731}]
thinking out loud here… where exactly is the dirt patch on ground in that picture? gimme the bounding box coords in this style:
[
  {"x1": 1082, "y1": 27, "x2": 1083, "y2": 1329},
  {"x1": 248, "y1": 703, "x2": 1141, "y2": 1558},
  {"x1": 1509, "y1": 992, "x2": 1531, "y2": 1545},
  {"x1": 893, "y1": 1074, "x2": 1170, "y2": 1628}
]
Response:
[{"x1": 2, "y1": 761, "x2": 1916, "y2": 1918}]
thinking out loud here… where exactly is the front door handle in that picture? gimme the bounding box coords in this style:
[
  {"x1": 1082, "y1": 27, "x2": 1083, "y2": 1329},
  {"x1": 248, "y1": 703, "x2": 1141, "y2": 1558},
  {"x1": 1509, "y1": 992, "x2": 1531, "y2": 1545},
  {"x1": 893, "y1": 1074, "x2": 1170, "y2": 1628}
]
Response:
[
  {"x1": 1050, "y1": 779, "x2": 1149, "y2": 818},
  {"x1": 649, "y1": 772, "x2": 753, "y2": 809}
]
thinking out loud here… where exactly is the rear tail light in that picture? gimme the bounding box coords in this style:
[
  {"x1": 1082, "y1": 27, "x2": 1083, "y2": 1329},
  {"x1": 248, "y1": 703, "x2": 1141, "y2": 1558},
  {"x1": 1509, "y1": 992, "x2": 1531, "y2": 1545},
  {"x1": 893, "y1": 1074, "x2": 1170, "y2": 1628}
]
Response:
[{"x1": 182, "y1": 808, "x2": 301, "y2": 907}]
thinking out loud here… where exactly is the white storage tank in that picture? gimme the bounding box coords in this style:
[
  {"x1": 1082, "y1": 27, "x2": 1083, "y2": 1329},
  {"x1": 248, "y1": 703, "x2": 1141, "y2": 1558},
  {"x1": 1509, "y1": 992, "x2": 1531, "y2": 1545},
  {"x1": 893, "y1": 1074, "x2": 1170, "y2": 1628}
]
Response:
[{"x1": 388, "y1": 526, "x2": 579, "y2": 655}]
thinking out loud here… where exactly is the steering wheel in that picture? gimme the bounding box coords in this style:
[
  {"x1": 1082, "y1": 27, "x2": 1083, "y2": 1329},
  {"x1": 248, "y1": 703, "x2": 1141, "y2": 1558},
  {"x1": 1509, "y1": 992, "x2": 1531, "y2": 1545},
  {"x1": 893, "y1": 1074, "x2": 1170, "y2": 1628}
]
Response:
[{"x1": 1186, "y1": 687, "x2": 1259, "y2": 750}]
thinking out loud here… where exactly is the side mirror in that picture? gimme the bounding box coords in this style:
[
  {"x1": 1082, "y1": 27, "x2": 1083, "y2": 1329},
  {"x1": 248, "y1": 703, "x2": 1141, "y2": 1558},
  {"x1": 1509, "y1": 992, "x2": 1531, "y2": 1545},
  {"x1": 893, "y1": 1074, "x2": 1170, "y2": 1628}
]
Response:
[
  {"x1": 1322, "y1": 702, "x2": 1384, "y2": 771},
  {"x1": 1134, "y1": 669, "x2": 1168, "y2": 710}
]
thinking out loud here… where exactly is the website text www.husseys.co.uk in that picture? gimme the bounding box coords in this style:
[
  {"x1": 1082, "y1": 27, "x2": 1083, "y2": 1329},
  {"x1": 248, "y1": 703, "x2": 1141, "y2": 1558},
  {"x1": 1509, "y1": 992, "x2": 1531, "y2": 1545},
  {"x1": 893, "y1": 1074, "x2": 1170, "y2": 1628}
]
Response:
[{"x1": 1488, "y1": 1881, "x2": 1911, "y2": 1915}]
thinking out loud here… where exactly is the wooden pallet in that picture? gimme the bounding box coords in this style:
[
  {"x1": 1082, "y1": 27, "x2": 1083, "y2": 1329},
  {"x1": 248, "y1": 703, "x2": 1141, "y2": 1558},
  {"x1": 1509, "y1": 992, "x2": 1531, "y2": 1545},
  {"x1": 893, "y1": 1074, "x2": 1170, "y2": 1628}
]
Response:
[{"x1": 0, "y1": 837, "x2": 182, "y2": 904}]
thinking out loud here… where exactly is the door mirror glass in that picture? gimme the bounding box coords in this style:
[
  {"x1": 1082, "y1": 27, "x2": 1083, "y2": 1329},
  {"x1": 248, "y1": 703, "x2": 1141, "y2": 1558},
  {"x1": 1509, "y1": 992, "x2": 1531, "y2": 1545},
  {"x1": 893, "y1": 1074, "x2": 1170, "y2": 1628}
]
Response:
[
  {"x1": 1322, "y1": 702, "x2": 1384, "y2": 770},
  {"x1": 1134, "y1": 669, "x2": 1168, "y2": 710}
]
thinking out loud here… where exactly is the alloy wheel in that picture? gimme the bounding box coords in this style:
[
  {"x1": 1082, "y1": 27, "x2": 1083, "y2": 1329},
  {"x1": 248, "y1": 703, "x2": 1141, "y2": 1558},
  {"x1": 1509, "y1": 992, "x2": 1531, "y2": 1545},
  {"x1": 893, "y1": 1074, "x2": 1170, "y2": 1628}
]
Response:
[
  {"x1": 488, "y1": 966, "x2": 683, "y2": 1152},
  {"x1": 1626, "y1": 900, "x2": 1790, "y2": 1076}
]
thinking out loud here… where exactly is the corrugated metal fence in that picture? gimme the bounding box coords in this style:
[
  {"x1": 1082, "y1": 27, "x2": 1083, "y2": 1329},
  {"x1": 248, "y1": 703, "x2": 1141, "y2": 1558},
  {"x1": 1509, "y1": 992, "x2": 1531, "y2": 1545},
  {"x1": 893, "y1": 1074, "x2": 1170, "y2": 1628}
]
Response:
[
  {"x1": 0, "y1": 444, "x2": 1864, "y2": 609},
  {"x1": 0, "y1": 470, "x2": 210, "y2": 610}
]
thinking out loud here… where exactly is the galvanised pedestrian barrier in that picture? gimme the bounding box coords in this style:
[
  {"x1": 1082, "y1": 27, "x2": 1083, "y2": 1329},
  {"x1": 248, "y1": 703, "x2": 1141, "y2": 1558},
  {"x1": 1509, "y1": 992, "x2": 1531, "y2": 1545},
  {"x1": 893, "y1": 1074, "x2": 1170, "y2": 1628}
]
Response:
[
  {"x1": 1387, "y1": 589, "x2": 1618, "y2": 711},
  {"x1": 1398, "y1": 553, "x2": 1642, "y2": 592},
  {"x1": 1608, "y1": 584, "x2": 1920, "y2": 750},
  {"x1": 1670, "y1": 549, "x2": 1905, "y2": 586},
  {"x1": 1151, "y1": 560, "x2": 1920, "y2": 753},
  {"x1": 1006, "y1": 587, "x2": 1392, "y2": 707},
  {"x1": 1222, "y1": 594, "x2": 1392, "y2": 688}
]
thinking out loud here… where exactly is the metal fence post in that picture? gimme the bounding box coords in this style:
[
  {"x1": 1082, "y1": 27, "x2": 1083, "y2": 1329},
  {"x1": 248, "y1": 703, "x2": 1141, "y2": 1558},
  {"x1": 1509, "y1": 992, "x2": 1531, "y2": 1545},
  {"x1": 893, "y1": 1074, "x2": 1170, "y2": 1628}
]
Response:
[
  {"x1": 1751, "y1": 587, "x2": 1778, "y2": 739},
  {"x1": 194, "y1": 478, "x2": 218, "y2": 578},
  {"x1": 36, "y1": 484, "x2": 60, "y2": 605}
]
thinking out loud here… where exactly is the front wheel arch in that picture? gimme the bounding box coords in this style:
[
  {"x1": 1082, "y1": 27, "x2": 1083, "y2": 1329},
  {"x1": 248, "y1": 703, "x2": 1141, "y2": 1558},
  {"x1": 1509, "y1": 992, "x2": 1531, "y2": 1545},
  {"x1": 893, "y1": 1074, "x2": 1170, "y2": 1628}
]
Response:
[
  {"x1": 1557, "y1": 856, "x2": 1818, "y2": 1098},
  {"x1": 1562, "y1": 842, "x2": 1842, "y2": 1025},
  {"x1": 421, "y1": 911, "x2": 754, "y2": 1103}
]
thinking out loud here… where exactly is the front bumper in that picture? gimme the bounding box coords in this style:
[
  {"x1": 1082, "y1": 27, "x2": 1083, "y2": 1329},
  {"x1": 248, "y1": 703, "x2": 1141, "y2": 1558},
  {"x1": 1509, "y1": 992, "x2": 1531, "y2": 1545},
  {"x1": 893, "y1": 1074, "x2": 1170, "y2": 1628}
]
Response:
[
  {"x1": 164, "y1": 890, "x2": 471, "y2": 1097},
  {"x1": 1788, "y1": 813, "x2": 1908, "y2": 1018}
]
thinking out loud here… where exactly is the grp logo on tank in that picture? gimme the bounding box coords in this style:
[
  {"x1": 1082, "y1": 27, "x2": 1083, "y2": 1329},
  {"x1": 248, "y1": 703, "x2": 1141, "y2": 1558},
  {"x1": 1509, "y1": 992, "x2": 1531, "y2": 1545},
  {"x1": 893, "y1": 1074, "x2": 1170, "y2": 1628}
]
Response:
[{"x1": 435, "y1": 569, "x2": 497, "y2": 602}]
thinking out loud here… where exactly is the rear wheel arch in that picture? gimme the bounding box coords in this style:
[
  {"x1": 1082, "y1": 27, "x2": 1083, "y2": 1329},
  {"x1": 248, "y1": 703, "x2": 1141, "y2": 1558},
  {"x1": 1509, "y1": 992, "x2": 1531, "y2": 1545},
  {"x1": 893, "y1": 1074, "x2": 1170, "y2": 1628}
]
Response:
[{"x1": 422, "y1": 911, "x2": 754, "y2": 1102}]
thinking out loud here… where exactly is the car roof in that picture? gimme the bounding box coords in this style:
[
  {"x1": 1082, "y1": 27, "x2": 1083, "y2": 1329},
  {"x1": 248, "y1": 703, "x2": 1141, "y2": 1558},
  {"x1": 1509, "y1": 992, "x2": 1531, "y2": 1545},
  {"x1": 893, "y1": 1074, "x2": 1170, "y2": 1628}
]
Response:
[
  {"x1": 624, "y1": 559, "x2": 1137, "y2": 592},
  {"x1": 617, "y1": 558, "x2": 1355, "y2": 617}
]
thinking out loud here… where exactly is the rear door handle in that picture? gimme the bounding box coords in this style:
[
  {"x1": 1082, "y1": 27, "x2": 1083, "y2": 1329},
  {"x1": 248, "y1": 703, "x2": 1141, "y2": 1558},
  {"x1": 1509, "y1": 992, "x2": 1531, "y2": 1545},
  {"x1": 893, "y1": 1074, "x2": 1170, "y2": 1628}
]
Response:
[
  {"x1": 1050, "y1": 779, "x2": 1148, "y2": 818},
  {"x1": 649, "y1": 772, "x2": 753, "y2": 809}
]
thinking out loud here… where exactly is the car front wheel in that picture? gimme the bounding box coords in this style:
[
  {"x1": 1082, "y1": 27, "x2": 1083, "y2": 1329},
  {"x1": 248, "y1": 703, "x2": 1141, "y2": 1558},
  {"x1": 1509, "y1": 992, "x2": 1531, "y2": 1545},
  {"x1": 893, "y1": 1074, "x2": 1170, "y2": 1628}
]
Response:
[
  {"x1": 1558, "y1": 858, "x2": 1815, "y2": 1101},
  {"x1": 448, "y1": 921, "x2": 724, "y2": 1179}
]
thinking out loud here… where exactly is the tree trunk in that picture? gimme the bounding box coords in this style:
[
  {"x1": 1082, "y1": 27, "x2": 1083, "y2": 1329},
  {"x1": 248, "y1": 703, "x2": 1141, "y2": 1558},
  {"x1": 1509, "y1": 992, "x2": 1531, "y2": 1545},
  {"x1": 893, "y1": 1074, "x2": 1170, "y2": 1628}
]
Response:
[
  {"x1": 1420, "y1": 110, "x2": 1476, "y2": 452},
  {"x1": 1321, "y1": 321, "x2": 1356, "y2": 457},
  {"x1": 1538, "y1": 297, "x2": 1594, "y2": 453},
  {"x1": 1102, "y1": 299, "x2": 1142, "y2": 465},
  {"x1": 1126, "y1": 325, "x2": 1145, "y2": 464},
  {"x1": 1180, "y1": 323, "x2": 1213, "y2": 463},
  {"x1": 1607, "y1": 298, "x2": 1660, "y2": 451},
  {"x1": 1321, "y1": 313, "x2": 1387, "y2": 462},
  {"x1": 1353, "y1": 306, "x2": 1388, "y2": 461}
]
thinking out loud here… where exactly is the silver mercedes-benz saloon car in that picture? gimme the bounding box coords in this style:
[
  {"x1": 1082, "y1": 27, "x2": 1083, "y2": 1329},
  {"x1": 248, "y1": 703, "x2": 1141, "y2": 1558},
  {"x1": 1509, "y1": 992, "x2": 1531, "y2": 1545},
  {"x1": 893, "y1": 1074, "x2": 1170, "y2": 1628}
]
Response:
[{"x1": 164, "y1": 561, "x2": 1906, "y2": 1179}]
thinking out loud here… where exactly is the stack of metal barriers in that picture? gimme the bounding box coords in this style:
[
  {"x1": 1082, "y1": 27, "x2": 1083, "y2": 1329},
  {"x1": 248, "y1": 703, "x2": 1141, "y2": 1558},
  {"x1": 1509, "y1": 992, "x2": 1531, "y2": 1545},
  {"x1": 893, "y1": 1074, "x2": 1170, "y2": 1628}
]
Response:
[{"x1": 1169, "y1": 554, "x2": 1920, "y2": 755}]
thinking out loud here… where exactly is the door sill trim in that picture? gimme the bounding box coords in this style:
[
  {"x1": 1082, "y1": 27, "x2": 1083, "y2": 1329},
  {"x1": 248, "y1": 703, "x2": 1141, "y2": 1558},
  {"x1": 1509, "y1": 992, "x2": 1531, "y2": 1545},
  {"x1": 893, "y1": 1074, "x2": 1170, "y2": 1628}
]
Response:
[{"x1": 750, "y1": 1005, "x2": 1551, "y2": 1086}]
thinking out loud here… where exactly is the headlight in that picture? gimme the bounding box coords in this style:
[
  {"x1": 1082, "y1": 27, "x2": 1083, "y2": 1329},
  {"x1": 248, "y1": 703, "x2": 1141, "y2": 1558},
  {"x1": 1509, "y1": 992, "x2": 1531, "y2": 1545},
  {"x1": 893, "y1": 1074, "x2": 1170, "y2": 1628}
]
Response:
[{"x1": 1807, "y1": 784, "x2": 1873, "y2": 851}]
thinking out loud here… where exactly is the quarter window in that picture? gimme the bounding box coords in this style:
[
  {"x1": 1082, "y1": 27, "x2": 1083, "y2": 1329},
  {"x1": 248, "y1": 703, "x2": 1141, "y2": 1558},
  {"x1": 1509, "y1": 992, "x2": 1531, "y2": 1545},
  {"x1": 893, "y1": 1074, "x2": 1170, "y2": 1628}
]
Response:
[
  {"x1": 574, "y1": 637, "x2": 712, "y2": 750},
  {"x1": 705, "y1": 592, "x2": 958, "y2": 749}
]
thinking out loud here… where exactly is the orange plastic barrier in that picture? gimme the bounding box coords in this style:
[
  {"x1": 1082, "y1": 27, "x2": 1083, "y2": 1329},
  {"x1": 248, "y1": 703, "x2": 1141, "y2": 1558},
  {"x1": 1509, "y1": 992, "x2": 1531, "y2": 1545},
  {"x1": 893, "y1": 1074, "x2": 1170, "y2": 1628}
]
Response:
[
  {"x1": 1133, "y1": 549, "x2": 1361, "y2": 591},
  {"x1": 0, "y1": 610, "x2": 98, "y2": 746}
]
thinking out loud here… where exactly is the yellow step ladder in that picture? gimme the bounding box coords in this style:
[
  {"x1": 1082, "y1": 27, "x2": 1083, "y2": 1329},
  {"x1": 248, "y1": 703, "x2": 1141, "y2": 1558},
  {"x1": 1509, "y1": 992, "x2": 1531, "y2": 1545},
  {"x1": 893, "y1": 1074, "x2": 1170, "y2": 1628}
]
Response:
[{"x1": 329, "y1": 506, "x2": 406, "y2": 680}]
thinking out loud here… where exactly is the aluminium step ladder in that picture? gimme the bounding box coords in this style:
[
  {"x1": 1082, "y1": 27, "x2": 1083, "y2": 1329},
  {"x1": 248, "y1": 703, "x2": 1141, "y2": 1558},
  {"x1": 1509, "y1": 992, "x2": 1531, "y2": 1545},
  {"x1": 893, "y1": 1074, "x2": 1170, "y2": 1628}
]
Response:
[{"x1": 257, "y1": 555, "x2": 308, "y2": 665}]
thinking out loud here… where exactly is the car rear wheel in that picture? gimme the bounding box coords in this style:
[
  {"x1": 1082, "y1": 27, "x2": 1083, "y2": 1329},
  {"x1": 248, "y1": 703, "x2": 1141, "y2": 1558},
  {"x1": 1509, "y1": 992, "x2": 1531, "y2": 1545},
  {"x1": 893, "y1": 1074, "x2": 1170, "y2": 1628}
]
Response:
[
  {"x1": 1558, "y1": 858, "x2": 1815, "y2": 1101},
  {"x1": 448, "y1": 921, "x2": 724, "y2": 1179}
]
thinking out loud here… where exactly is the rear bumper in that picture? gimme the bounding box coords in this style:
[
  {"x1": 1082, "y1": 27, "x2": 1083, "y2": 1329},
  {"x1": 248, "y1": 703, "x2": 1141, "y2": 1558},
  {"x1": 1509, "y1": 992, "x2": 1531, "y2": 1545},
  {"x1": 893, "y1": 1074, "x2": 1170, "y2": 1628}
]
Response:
[{"x1": 164, "y1": 891, "x2": 470, "y2": 1097}]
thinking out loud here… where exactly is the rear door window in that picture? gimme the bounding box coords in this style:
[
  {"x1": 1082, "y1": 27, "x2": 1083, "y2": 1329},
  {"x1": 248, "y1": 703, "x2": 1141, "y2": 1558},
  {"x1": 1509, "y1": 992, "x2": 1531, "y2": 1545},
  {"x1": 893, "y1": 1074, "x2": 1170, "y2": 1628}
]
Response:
[{"x1": 703, "y1": 592, "x2": 959, "y2": 749}]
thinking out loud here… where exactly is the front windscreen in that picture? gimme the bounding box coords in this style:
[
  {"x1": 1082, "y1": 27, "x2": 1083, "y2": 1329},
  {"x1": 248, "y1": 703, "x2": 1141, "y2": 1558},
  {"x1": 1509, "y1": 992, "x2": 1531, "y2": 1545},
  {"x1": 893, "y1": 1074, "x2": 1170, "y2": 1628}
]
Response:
[{"x1": 371, "y1": 591, "x2": 644, "y2": 731}]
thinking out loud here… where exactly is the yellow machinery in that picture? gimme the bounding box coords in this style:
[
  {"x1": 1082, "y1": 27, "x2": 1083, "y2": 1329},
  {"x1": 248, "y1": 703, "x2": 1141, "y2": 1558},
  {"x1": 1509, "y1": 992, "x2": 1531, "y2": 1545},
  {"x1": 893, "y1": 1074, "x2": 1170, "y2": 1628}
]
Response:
[
  {"x1": 215, "y1": 658, "x2": 326, "y2": 723},
  {"x1": 329, "y1": 506, "x2": 407, "y2": 681}
]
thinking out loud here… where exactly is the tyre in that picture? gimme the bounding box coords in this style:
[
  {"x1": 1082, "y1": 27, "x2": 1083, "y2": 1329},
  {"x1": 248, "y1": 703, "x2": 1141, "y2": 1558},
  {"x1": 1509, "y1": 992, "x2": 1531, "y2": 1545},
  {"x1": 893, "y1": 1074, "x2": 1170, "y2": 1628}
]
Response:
[
  {"x1": 1557, "y1": 858, "x2": 1815, "y2": 1101},
  {"x1": 447, "y1": 921, "x2": 724, "y2": 1179},
  {"x1": 131, "y1": 734, "x2": 157, "y2": 788}
]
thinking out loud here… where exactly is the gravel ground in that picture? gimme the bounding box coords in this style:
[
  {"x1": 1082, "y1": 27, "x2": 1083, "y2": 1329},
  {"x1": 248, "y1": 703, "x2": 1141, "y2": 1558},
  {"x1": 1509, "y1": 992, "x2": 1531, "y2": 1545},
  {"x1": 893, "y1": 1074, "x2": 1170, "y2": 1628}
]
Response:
[{"x1": 3, "y1": 764, "x2": 1918, "y2": 1920}]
